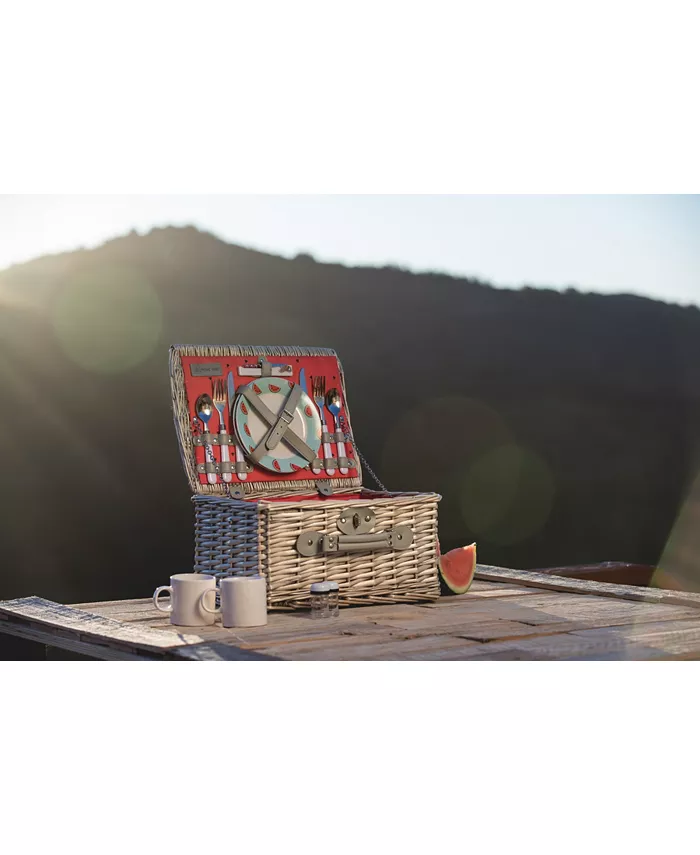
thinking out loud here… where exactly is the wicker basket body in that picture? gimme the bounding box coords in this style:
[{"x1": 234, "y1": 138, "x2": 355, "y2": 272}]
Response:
[
  {"x1": 171, "y1": 344, "x2": 441, "y2": 609},
  {"x1": 193, "y1": 490, "x2": 441, "y2": 609}
]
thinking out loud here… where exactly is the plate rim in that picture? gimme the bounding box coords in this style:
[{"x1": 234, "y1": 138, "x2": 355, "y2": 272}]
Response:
[{"x1": 233, "y1": 377, "x2": 322, "y2": 473}]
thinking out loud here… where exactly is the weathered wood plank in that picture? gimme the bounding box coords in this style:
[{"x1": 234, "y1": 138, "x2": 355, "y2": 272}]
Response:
[
  {"x1": 434, "y1": 597, "x2": 576, "y2": 626},
  {"x1": 0, "y1": 597, "x2": 282, "y2": 661},
  {"x1": 411, "y1": 631, "x2": 674, "y2": 661},
  {"x1": 255, "y1": 631, "x2": 412, "y2": 657},
  {"x1": 256, "y1": 604, "x2": 700, "y2": 658},
  {"x1": 488, "y1": 593, "x2": 700, "y2": 625},
  {"x1": 0, "y1": 597, "x2": 204, "y2": 651},
  {"x1": 74, "y1": 599, "x2": 317, "y2": 629},
  {"x1": 74, "y1": 599, "x2": 345, "y2": 631},
  {"x1": 359, "y1": 595, "x2": 638, "y2": 632},
  {"x1": 81, "y1": 603, "x2": 401, "y2": 650},
  {"x1": 570, "y1": 620, "x2": 700, "y2": 658},
  {"x1": 140, "y1": 600, "x2": 563, "y2": 638},
  {"x1": 229, "y1": 622, "x2": 396, "y2": 648},
  {"x1": 328, "y1": 604, "x2": 433, "y2": 622},
  {"x1": 71, "y1": 598, "x2": 158, "y2": 614},
  {"x1": 426, "y1": 584, "x2": 553, "y2": 603},
  {"x1": 461, "y1": 580, "x2": 501, "y2": 591},
  {"x1": 451, "y1": 620, "x2": 579, "y2": 643},
  {"x1": 364, "y1": 608, "x2": 537, "y2": 632},
  {"x1": 0, "y1": 619, "x2": 159, "y2": 661},
  {"x1": 174, "y1": 643, "x2": 278, "y2": 661},
  {"x1": 362, "y1": 594, "x2": 700, "y2": 636},
  {"x1": 97, "y1": 600, "x2": 448, "y2": 640},
  {"x1": 444, "y1": 616, "x2": 700, "y2": 660},
  {"x1": 160, "y1": 621, "x2": 396, "y2": 649},
  {"x1": 263, "y1": 634, "x2": 481, "y2": 661},
  {"x1": 58, "y1": 585, "x2": 700, "y2": 661},
  {"x1": 371, "y1": 642, "x2": 509, "y2": 661},
  {"x1": 9, "y1": 566, "x2": 700, "y2": 661},
  {"x1": 474, "y1": 565, "x2": 700, "y2": 608}
]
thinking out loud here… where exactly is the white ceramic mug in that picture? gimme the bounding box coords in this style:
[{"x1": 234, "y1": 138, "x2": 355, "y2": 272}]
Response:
[
  {"x1": 201, "y1": 575, "x2": 268, "y2": 628},
  {"x1": 153, "y1": 573, "x2": 217, "y2": 626}
]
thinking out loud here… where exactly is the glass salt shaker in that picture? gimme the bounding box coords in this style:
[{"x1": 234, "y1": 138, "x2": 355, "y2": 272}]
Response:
[
  {"x1": 310, "y1": 581, "x2": 332, "y2": 619},
  {"x1": 327, "y1": 581, "x2": 340, "y2": 617}
]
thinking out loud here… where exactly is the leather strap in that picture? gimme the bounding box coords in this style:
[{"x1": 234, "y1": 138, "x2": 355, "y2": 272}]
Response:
[
  {"x1": 241, "y1": 385, "x2": 317, "y2": 464},
  {"x1": 266, "y1": 383, "x2": 303, "y2": 450}
]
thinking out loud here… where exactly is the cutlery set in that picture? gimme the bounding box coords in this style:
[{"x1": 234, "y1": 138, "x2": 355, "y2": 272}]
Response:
[
  {"x1": 192, "y1": 362, "x2": 354, "y2": 484},
  {"x1": 194, "y1": 370, "x2": 249, "y2": 483}
]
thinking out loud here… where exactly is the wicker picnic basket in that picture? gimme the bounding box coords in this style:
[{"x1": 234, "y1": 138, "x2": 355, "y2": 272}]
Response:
[{"x1": 170, "y1": 344, "x2": 441, "y2": 609}]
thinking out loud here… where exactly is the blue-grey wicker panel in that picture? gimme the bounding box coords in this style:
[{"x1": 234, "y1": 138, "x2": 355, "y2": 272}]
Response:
[{"x1": 193, "y1": 495, "x2": 261, "y2": 576}]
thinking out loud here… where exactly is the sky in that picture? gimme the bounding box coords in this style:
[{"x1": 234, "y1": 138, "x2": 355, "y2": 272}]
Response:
[{"x1": 1, "y1": 195, "x2": 698, "y2": 307}]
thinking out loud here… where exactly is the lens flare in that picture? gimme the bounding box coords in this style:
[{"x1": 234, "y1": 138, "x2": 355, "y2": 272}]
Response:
[
  {"x1": 51, "y1": 264, "x2": 162, "y2": 373},
  {"x1": 381, "y1": 396, "x2": 512, "y2": 492},
  {"x1": 458, "y1": 443, "x2": 555, "y2": 546},
  {"x1": 654, "y1": 467, "x2": 700, "y2": 592}
]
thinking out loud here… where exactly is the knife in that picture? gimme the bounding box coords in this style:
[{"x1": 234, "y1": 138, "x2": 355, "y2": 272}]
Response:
[
  {"x1": 300, "y1": 368, "x2": 321, "y2": 476},
  {"x1": 227, "y1": 370, "x2": 248, "y2": 482}
]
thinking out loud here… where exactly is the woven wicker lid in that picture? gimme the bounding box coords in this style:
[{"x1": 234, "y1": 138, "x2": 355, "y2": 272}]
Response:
[{"x1": 169, "y1": 344, "x2": 363, "y2": 498}]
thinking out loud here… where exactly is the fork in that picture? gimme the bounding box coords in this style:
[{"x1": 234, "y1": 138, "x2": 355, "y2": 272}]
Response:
[
  {"x1": 312, "y1": 375, "x2": 336, "y2": 476},
  {"x1": 212, "y1": 379, "x2": 232, "y2": 483}
]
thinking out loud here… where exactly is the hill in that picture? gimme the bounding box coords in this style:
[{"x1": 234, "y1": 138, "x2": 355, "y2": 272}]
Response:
[{"x1": 1, "y1": 225, "x2": 699, "y2": 608}]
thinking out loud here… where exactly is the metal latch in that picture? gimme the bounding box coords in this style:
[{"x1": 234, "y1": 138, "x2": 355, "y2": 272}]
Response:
[
  {"x1": 337, "y1": 507, "x2": 375, "y2": 535},
  {"x1": 295, "y1": 506, "x2": 413, "y2": 556}
]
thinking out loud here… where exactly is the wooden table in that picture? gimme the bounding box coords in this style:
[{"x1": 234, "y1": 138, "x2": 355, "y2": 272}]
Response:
[{"x1": 3, "y1": 566, "x2": 700, "y2": 660}]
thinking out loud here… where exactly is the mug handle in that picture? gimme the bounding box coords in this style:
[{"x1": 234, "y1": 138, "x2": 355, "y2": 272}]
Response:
[
  {"x1": 200, "y1": 588, "x2": 220, "y2": 615},
  {"x1": 153, "y1": 586, "x2": 173, "y2": 612}
]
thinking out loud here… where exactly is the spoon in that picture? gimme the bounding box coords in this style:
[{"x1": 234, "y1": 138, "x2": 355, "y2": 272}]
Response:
[
  {"x1": 325, "y1": 388, "x2": 348, "y2": 475},
  {"x1": 195, "y1": 394, "x2": 218, "y2": 484}
]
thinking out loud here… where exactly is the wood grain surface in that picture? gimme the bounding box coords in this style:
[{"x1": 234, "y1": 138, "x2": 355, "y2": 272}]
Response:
[{"x1": 3, "y1": 566, "x2": 700, "y2": 660}]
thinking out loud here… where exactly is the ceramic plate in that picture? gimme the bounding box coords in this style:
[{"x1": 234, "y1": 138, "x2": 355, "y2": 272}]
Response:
[{"x1": 233, "y1": 378, "x2": 322, "y2": 473}]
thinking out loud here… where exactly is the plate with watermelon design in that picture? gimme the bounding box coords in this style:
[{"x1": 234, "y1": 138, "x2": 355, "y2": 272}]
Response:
[{"x1": 233, "y1": 378, "x2": 322, "y2": 474}]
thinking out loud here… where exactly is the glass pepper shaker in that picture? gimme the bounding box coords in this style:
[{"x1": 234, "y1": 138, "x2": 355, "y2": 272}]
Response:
[
  {"x1": 327, "y1": 581, "x2": 340, "y2": 617},
  {"x1": 310, "y1": 581, "x2": 332, "y2": 619}
]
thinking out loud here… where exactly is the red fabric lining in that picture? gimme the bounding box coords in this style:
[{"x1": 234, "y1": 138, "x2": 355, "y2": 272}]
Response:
[
  {"x1": 258, "y1": 491, "x2": 365, "y2": 504},
  {"x1": 257, "y1": 490, "x2": 394, "y2": 505},
  {"x1": 181, "y1": 353, "x2": 358, "y2": 487}
]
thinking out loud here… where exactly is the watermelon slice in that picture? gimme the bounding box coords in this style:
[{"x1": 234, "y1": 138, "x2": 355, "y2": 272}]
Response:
[{"x1": 439, "y1": 543, "x2": 477, "y2": 595}]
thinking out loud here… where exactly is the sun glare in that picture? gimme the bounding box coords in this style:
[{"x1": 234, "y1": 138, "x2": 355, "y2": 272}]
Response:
[
  {"x1": 50, "y1": 264, "x2": 163, "y2": 374},
  {"x1": 655, "y1": 468, "x2": 700, "y2": 592}
]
